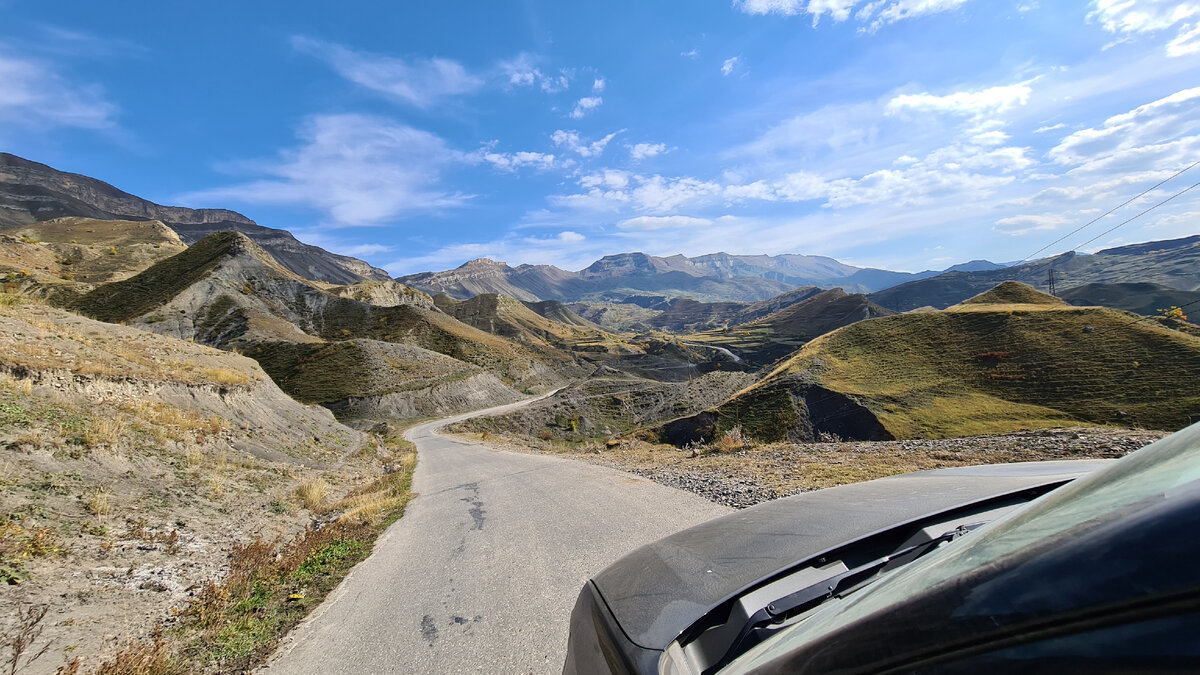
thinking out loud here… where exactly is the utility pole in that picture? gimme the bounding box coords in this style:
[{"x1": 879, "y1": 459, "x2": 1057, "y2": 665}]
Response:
[{"x1": 1047, "y1": 268, "x2": 1057, "y2": 297}]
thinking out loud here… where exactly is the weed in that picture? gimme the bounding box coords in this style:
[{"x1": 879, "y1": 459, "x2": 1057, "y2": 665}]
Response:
[
  {"x1": 294, "y1": 479, "x2": 328, "y2": 511},
  {"x1": 92, "y1": 626, "x2": 174, "y2": 675},
  {"x1": 85, "y1": 488, "x2": 112, "y2": 517},
  {"x1": 2, "y1": 604, "x2": 52, "y2": 675}
]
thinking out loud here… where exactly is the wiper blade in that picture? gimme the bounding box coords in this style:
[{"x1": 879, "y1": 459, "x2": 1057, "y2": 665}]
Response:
[{"x1": 707, "y1": 524, "x2": 979, "y2": 674}]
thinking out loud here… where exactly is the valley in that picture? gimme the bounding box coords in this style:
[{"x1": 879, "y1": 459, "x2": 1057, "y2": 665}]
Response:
[{"x1": 0, "y1": 154, "x2": 1197, "y2": 672}]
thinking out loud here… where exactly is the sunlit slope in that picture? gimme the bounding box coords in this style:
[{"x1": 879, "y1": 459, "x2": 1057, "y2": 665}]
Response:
[
  {"x1": 72, "y1": 232, "x2": 585, "y2": 391},
  {"x1": 685, "y1": 288, "x2": 895, "y2": 366},
  {"x1": 694, "y1": 283, "x2": 1200, "y2": 441}
]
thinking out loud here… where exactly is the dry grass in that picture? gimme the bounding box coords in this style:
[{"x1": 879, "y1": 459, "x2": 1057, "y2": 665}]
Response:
[
  {"x1": 122, "y1": 401, "x2": 227, "y2": 442},
  {"x1": 196, "y1": 367, "x2": 252, "y2": 387},
  {"x1": 294, "y1": 479, "x2": 329, "y2": 511},
  {"x1": 85, "y1": 487, "x2": 112, "y2": 517},
  {"x1": 84, "y1": 417, "x2": 126, "y2": 449},
  {"x1": 0, "y1": 371, "x2": 34, "y2": 395}
]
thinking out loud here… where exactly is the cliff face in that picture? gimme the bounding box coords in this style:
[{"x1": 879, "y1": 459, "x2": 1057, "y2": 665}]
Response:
[{"x1": 0, "y1": 153, "x2": 390, "y2": 285}]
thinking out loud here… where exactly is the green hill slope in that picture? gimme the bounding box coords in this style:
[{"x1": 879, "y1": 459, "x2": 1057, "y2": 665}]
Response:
[
  {"x1": 668, "y1": 283, "x2": 1200, "y2": 443},
  {"x1": 684, "y1": 288, "x2": 895, "y2": 366}
]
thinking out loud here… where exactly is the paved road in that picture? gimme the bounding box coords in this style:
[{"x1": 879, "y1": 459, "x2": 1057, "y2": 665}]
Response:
[{"x1": 265, "y1": 397, "x2": 732, "y2": 674}]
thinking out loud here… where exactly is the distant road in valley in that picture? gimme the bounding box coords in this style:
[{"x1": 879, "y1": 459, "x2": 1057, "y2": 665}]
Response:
[{"x1": 264, "y1": 395, "x2": 732, "y2": 674}]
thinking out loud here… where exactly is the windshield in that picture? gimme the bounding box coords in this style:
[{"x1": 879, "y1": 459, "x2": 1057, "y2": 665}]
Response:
[{"x1": 725, "y1": 421, "x2": 1200, "y2": 672}]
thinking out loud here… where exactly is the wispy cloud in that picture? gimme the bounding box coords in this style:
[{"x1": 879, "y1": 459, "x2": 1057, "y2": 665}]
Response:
[
  {"x1": 570, "y1": 96, "x2": 603, "y2": 118},
  {"x1": 0, "y1": 51, "x2": 116, "y2": 134},
  {"x1": 551, "y1": 129, "x2": 622, "y2": 157},
  {"x1": 617, "y1": 215, "x2": 713, "y2": 230},
  {"x1": 496, "y1": 52, "x2": 571, "y2": 92},
  {"x1": 291, "y1": 35, "x2": 484, "y2": 108},
  {"x1": 886, "y1": 83, "x2": 1032, "y2": 116},
  {"x1": 721, "y1": 56, "x2": 740, "y2": 76},
  {"x1": 1048, "y1": 86, "x2": 1200, "y2": 166},
  {"x1": 1088, "y1": 0, "x2": 1200, "y2": 56},
  {"x1": 472, "y1": 146, "x2": 559, "y2": 172},
  {"x1": 629, "y1": 142, "x2": 668, "y2": 161},
  {"x1": 734, "y1": 0, "x2": 969, "y2": 31},
  {"x1": 181, "y1": 114, "x2": 470, "y2": 226}
]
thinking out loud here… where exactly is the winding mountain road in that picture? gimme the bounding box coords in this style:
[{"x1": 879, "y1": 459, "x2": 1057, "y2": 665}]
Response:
[{"x1": 264, "y1": 396, "x2": 732, "y2": 673}]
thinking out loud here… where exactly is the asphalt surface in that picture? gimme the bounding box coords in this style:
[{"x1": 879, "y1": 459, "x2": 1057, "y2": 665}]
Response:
[{"x1": 264, "y1": 397, "x2": 732, "y2": 674}]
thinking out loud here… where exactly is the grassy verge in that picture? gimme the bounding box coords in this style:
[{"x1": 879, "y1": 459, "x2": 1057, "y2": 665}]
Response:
[{"x1": 92, "y1": 433, "x2": 417, "y2": 674}]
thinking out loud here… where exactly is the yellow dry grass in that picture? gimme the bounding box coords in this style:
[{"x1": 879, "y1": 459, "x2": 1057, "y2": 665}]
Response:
[{"x1": 294, "y1": 478, "x2": 329, "y2": 511}]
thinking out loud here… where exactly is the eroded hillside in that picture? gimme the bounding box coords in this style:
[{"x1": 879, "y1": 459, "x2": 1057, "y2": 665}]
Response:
[{"x1": 0, "y1": 296, "x2": 427, "y2": 672}]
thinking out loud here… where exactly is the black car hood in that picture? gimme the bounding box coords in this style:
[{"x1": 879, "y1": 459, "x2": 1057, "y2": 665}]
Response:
[{"x1": 591, "y1": 460, "x2": 1111, "y2": 650}]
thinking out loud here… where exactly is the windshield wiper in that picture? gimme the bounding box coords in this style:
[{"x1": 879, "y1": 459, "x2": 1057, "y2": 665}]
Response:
[{"x1": 706, "y1": 524, "x2": 980, "y2": 674}]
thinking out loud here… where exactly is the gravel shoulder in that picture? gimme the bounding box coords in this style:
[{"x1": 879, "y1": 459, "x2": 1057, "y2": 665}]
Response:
[{"x1": 456, "y1": 427, "x2": 1169, "y2": 509}]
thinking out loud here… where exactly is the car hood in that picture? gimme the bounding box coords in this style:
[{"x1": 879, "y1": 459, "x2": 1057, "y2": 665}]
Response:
[{"x1": 591, "y1": 460, "x2": 1111, "y2": 650}]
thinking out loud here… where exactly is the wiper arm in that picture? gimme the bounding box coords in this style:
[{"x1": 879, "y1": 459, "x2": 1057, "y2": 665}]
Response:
[{"x1": 707, "y1": 524, "x2": 979, "y2": 674}]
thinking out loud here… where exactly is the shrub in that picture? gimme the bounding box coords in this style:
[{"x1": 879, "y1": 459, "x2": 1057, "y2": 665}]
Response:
[{"x1": 715, "y1": 426, "x2": 750, "y2": 453}]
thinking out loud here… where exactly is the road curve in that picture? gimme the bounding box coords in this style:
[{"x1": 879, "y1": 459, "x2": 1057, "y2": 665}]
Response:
[{"x1": 264, "y1": 395, "x2": 732, "y2": 674}]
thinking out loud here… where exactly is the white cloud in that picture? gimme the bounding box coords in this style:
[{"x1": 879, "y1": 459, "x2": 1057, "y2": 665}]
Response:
[
  {"x1": 570, "y1": 96, "x2": 603, "y2": 119},
  {"x1": 1088, "y1": 0, "x2": 1200, "y2": 56},
  {"x1": 681, "y1": 48, "x2": 700, "y2": 58},
  {"x1": 617, "y1": 215, "x2": 714, "y2": 231},
  {"x1": 181, "y1": 114, "x2": 468, "y2": 226},
  {"x1": 0, "y1": 52, "x2": 116, "y2": 133},
  {"x1": 552, "y1": 129, "x2": 622, "y2": 157},
  {"x1": 629, "y1": 142, "x2": 668, "y2": 160},
  {"x1": 1048, "y1": 86, "x2": 1200, "y2": 166},
  {"x1": 994, "y1": 213, "x2": 1070, "y2": 234},
  {"x1": 496, "y1": 53, "x2": 572, "y2": 92},
  {"x1": 524, "y1": 230, "x2": 587, "y2": 245},
  {"x1": 722, "y1": 57, "x2": 740, "y2": 76},
  {"x1": 580, "y1": 170, "x2": 632, "y2": 190},
  {"x1": 857, "y1": 0, "x2": 969, "y2": 31},
  {"x1": 734, "y1": 0, "x2": 968, "y2": 30},
  {"x1": 592, "y1": 77, "x2": 606, "y2": 92},
  {"x1": 886, "y1": 83, "x2": 1032, "y2": 116},
  {"x1": 291, "y1": 36, "x2": 483, "y2": 108},
  {"x1": 1168, "y1": 20, "x2": 1200, "y2": 54},
  {"x1": 631, "y1": 176, "x2": 723, "y2": 213},
  {"x1": 474, "y1": 149, "x2": 558, "y2": 173},
  {"x1": 1035, "y1": 122, "x2": 1067, "y2": 133}
]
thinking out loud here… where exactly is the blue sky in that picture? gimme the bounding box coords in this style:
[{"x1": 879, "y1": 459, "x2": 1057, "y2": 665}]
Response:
[{"x1": 2, "y1": 1, "x2": 1198, "y2": 275}]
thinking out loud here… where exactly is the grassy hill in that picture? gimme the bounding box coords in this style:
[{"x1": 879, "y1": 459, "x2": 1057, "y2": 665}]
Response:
[
  {"x1": 684, "y1": 288, "x2": 895, "y2": 366},
  {"x1": 671, "y1": 283, "x2": 1200, "y2": 443}
]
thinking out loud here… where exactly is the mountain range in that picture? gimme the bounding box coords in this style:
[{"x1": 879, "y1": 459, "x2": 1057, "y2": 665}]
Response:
[
  {"x1": 6, "y1": 152, "x2": 1197, "y2": 316},
  {"x1": 0, "y1": 152, "x2": 389, "y2": 284}
]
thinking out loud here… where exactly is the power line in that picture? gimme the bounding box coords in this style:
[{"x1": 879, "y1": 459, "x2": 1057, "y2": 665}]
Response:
[
  {"x1": 1072, "y1": 178, "x2": 1200, "y2": 252},
  {"x1": 1016, "y1": 161, "x2": 1198, "y2": 264}
]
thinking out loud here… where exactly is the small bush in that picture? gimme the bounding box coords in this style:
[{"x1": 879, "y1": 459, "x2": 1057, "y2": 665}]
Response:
[{"x1": 715, "y1": 426, "x2": 750, "y2": 453}]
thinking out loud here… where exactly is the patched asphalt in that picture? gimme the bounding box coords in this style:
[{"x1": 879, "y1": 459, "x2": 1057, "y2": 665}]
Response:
[{"x1": 264, "y1": 397, "x2": 732, "y2": 673}]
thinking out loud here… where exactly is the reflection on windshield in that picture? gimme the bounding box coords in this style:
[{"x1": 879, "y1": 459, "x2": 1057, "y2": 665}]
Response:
[{"x1": 727, "y1": 422, "x2": 1200, "y2": 672}]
